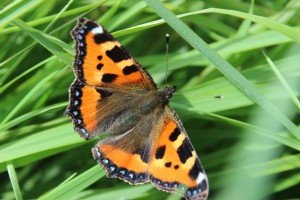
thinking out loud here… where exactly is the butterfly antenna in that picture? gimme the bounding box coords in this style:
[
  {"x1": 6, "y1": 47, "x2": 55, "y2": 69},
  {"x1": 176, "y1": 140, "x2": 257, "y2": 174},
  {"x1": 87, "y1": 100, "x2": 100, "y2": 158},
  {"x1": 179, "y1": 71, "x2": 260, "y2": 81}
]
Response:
[
  {"x1": 174, "y1": 92, "x2": 224, "y2": 99},
  {"x1": 165, "y1": 33, "x2": 169, "y2": 85}
]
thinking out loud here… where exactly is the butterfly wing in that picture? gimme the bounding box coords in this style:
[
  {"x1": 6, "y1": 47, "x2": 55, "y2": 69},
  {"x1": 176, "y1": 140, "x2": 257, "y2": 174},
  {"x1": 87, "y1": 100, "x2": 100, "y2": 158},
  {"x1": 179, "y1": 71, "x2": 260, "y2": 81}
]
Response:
[
  {"x1": 148, "y1": 106, "x2": 209, "y2": 200},
  {"x1": 66, "y1": 18, "x2": 157, "y2": 139},
  {"x1": 91, "y1": 117, "x2": 157, "y2": 185},
  {"x1": 70, "y1": 18, "x2": 156, "y2": 89},
  {"x1": 65, "y1": 79, "x2": 100, "y2": 139}
]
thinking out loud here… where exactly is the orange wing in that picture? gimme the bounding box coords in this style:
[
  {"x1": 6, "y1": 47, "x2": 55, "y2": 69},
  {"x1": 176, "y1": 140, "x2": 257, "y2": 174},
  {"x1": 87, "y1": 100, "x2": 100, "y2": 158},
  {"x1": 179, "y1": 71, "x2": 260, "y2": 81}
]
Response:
[
  {"x1": 92, "y1": 127, "x2": 153, "y2": 185},
  {"x1": 66, "y1": 18, "x2": 157, "y2": 139},
  {"x1": 92, "y1": 144, "x2": 149, "y2": 185},
  {"x1": 71, "y1": 18, "x2": 156, "y2": 89},
  {"x1": 148, "y1": 107, "x2": 209, "y2": 200},
  {"x1": 65, "y1": 79, "x2": 113, "y2": 139}
]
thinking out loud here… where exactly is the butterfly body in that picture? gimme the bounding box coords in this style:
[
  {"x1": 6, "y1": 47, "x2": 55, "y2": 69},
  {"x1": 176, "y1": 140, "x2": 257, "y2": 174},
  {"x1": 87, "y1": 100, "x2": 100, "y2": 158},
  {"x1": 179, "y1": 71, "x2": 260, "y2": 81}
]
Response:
[{"x1": 65, "y1": 18, "x2": 209, "y2": 200}]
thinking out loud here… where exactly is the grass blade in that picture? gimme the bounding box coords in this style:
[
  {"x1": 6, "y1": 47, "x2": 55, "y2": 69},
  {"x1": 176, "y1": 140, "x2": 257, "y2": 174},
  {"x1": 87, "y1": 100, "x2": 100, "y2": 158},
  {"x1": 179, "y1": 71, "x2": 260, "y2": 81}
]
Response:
[
  {"x1": 0, "y1": 0, "x2": 43, "y2": 29},
  {"x1": 12, "y1": 18, "x2": 72, "y2": 65},
  {"x1": 263, "y1": 51, "x2": 300, "y2": 110},
  {"x1": 38, "y1": 166, "x2": 105, "y2": 200},
  {"x1": 1, "y1": 72, "x2": 58, "y2": 125},
  {"x1": 7, "y1": 163, "x2": 23, "y2": 200}
]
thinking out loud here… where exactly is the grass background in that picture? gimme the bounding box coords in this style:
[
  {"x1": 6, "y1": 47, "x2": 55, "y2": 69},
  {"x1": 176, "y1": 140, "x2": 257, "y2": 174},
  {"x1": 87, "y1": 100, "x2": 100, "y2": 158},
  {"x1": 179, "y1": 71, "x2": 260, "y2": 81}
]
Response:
[{"x1": 1, "y1": 0, "x2": 300, "y2": 199}]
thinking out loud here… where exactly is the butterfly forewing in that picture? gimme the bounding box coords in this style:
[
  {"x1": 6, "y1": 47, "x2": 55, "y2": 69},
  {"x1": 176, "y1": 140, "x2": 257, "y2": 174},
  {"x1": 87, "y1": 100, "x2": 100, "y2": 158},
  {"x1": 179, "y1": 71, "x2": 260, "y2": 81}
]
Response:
[
  {"x1": 65, "y1": 79, "x2": 100, "y2": 139},
  {"x1": 66, "y1": 18, "x2": 157, "y2": 139},
  {"x1": 70, "y1": 18, "x2": 156, "y2": 89}
]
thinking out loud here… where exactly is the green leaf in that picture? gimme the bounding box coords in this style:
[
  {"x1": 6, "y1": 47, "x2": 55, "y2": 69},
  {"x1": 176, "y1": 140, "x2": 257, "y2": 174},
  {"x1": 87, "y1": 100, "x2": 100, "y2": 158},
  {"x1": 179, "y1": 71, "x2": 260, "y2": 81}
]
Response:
[
  {"x1": 12, "y1": 18, "x2": 72, "y2": 65},
  {"x1": 0, "y1": 124, "x2": 83, "y2": 170},
  {"x1": 7, "y1": 163, "x2": 23, "y2": 200},
  {"x1": 38, "y1": 166, "x2": 105, "y2": 200},
  {"x1": 0, "y1": 0, "x2": 44, "y2": 29},
  {"x1": 263, "y1": 51, "x2": 300, "y2": 110}
]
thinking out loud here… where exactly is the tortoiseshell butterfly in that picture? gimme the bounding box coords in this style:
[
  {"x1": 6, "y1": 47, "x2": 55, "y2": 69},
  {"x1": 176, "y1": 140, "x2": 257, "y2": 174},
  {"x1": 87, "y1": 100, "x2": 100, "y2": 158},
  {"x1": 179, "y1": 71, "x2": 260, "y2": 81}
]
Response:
[{"x1": 65, "y1": 18, "x2": 209, "y2": 200}]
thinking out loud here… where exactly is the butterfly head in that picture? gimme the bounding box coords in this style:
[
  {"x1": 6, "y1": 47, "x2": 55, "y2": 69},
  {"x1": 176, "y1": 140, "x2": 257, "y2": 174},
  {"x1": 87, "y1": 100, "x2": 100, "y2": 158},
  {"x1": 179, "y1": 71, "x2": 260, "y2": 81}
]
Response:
[{"x1": 158, "y1": 85, "x2": 177, "y2": 105}]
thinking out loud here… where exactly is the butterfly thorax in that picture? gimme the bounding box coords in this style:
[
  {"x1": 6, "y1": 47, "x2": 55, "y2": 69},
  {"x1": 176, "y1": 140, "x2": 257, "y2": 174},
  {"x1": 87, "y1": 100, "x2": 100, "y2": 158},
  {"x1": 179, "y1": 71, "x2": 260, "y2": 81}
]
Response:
[{"x1": 137, "y1": 85, "x2": 176, "y2": 115}]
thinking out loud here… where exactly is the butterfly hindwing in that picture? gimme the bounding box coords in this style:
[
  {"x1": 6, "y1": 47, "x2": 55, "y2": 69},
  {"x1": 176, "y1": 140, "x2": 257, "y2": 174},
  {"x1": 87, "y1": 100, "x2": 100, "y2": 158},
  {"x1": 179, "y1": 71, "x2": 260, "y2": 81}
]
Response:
[
  {"x1": 71, "y1": 18, "x2": 156, "y2": 89},
  {"x1": 149, "y1": 107, "x2": 209, "y2": 200},
  {"x1": 92, "y1": 123, "x2": 153, "y2": 185}
]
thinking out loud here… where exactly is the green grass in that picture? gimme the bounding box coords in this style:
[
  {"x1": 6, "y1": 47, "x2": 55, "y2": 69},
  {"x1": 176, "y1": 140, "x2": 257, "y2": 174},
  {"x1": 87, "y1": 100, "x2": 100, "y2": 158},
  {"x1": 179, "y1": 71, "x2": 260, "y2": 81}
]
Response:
[{"x1": 1, "y1": 0, "x2": 299, "y2": 199}]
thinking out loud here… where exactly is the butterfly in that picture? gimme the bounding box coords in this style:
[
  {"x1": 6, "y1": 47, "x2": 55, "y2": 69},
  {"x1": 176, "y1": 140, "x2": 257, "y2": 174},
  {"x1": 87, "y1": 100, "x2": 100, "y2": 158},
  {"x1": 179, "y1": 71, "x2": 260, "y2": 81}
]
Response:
[{"x1": 65, "y1": 18, "x2": 209, "y2": 200}]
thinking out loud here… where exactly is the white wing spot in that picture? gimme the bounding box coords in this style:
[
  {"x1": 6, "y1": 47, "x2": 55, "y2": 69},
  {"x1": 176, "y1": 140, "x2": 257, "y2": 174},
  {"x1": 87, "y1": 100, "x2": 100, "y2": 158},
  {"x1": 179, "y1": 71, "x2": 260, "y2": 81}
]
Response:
[
  {"x1": 110, "y1": 166, "x2": 115, "y2": 171},
  {"x1": 103, "y1": 159, "x2": 109, "y2": 164},
  {"x1": 92, "y1": 27, "x2": 104, "y2": 34},
  {"x1": 96, "y1": 148, "x2": 101, "y2": 157},
  {"x1": 196, "y1": 172, "x2": 206, "y2": 184},
  {"x1": 77, "y1": 34, "x2": 83, "y2": 40}
]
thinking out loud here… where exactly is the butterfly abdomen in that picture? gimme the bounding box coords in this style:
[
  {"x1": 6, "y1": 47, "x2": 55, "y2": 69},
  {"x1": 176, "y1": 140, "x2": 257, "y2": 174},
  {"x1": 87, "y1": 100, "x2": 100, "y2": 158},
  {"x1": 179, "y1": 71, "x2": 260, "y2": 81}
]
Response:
[
  {"x1": 91, "y1": 89, "x2": 164, "y2": 135},
  {"x1": 93, "y1": 85, "x2": 178, "y2": 136}
]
